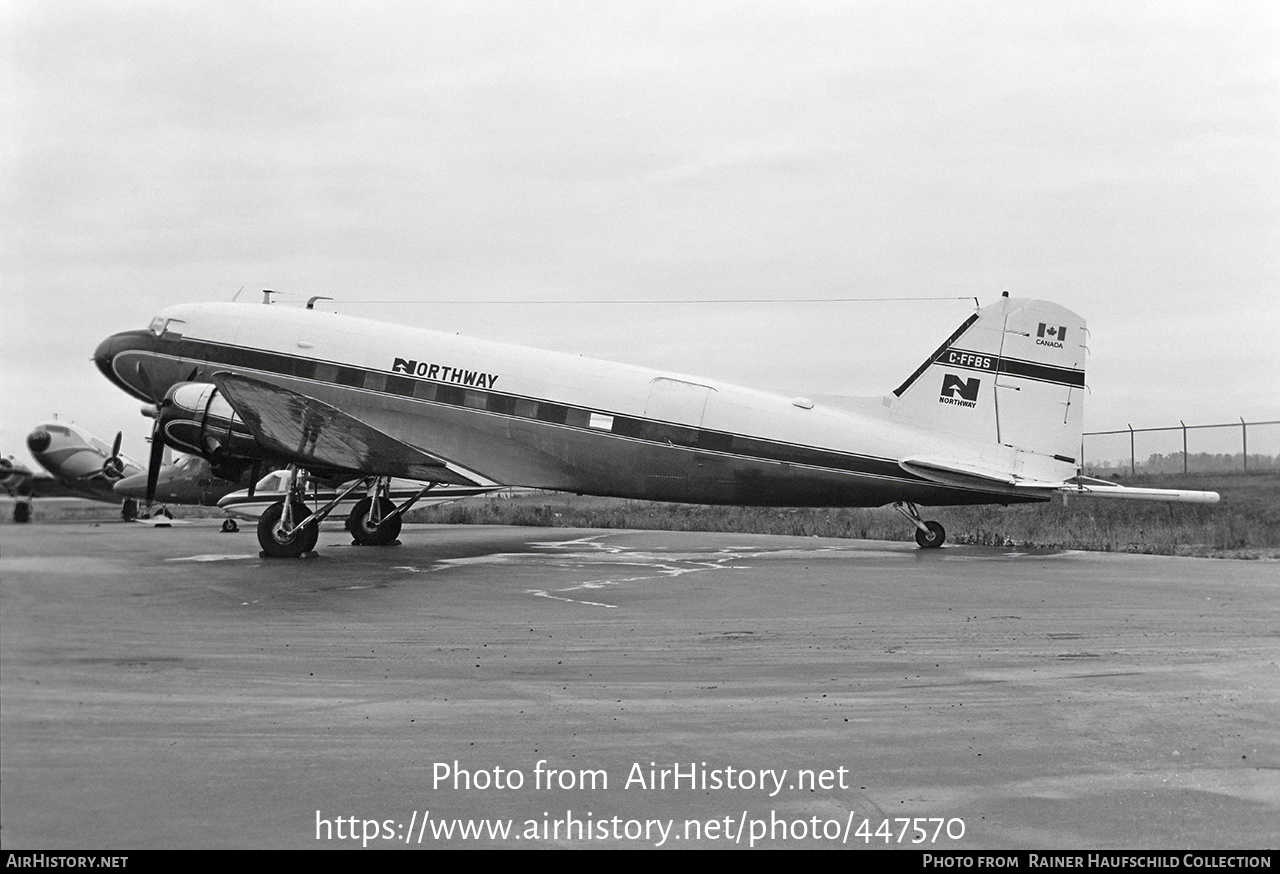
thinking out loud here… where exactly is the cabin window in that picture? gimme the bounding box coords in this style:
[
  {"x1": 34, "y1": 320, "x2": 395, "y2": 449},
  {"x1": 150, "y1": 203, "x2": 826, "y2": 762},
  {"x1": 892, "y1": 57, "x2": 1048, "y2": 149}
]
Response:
[
  {"x1": 436, "y1": 385, "x2": 465, "y2": 406},
  {"x1": 588, "y1": 413, "x2": 614, "y2": 431},
  {"x1": 386, "y1": 375, "x2": 414, "y2": 397},
  {"x1": 335, "y1": 367, "x2": 364, "y2": 388},
  {"x1": 485, "y1": 395, "x2": 515, "y2": 415}
]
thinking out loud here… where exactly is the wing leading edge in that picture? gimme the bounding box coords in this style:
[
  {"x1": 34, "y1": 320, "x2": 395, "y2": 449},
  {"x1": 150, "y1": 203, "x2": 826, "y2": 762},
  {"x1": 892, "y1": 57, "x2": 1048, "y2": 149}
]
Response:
[{"x1": 212, "y1": 372, "x2": 488, "y2": 487}]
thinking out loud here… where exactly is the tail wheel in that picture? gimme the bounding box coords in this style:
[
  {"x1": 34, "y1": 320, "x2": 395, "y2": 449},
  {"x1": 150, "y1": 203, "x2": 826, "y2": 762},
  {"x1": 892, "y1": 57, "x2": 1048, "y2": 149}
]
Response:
[
  {"x1": 221, "y1": 518, "x2": 239, "y2": 533},
  {"x1": 915, "y1": 520, "x2": 946, "y2": 549},
  {"x1": 347, "y1": 496, "x2": 402, "y2": 546},
  {"x1": 257, "y1": 501, "x2": 318, "y2": 557}
]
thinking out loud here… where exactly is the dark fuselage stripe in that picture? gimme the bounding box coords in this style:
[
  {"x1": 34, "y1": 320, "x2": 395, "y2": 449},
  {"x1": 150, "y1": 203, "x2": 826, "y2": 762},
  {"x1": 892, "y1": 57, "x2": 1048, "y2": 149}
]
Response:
[{"x1": 938, "y1": 348, "x2": 1084, "y2": 388}]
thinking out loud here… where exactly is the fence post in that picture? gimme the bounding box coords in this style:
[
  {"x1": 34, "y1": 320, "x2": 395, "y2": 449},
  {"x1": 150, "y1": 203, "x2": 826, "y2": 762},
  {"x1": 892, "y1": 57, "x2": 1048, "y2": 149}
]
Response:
[
  {"x1": 1241, "y1": 417, "x2": 1248, "y2": 472},
  {"x1": 1128, "y1": 424, "x2": 1135, "y2": 477},
  {"x1": 1181, "y1": 420, "x2": 1187, "y2": 475}
]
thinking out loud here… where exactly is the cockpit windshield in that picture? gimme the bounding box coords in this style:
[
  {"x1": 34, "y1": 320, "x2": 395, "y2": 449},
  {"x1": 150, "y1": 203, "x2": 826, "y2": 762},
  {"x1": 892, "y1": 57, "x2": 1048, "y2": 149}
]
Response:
[{"x1": 148, "y1": 316, "x2": 186, "y2": 338}]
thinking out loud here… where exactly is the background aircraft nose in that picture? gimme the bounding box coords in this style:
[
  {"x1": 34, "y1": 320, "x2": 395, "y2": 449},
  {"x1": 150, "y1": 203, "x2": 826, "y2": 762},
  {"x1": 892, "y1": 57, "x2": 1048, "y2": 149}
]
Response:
[
  {"x1": 27, "y1": 429, "x2": 51, "y2": 454},
  {"x1": 113, "y1": 472, "x2": 148, "y2": 498}
]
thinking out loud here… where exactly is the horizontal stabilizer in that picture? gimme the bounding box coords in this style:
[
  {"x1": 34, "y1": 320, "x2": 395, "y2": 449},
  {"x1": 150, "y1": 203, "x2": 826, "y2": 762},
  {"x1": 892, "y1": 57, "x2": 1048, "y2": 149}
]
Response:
[
  {"x1": 212, "y1": 373, "x2": 485, "y2": 486},
  {"x1": 899, "y1": 458, "x2": 1020, "y2": 493},
  {"x1": 1045, "y1": 477, "x2": 1220, "y2": 504},
  {"x1": 901, "y1": 460, "x2": 1220, "y2": 504}
]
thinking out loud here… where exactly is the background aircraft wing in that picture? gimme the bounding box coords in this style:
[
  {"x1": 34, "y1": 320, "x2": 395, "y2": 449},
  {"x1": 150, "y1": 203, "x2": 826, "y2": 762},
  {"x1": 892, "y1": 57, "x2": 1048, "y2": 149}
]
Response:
[
  {"x1": 212, "y1": 373, "x2": 487, "y2": 486},
  {"x1": 1, "y1": 459, "x2": 89, "y2": 499}
]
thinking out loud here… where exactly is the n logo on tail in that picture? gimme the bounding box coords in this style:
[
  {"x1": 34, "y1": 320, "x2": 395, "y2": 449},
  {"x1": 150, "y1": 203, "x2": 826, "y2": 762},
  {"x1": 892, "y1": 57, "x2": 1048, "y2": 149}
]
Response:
[{"x1": 940, "y1": 374, "x2": 980, "y2": 407}]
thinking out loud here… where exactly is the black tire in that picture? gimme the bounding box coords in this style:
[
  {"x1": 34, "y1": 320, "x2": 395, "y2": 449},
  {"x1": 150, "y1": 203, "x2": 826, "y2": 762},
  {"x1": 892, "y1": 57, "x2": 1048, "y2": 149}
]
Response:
[
  {"x1": 121, "y1": 498, "x2": 138, "y2": 522},
  {"x1": 13, "y1": 501, "x2": 30, "y2": 524},
  {"x1": 347, "y1": 496, "x2": 402, "y2": 546},
  {"x1": 221, "y1": 518, "x2": 239, "y2": 533},
  {"x1": 257, "y1": 501, "x2": 318, "y2": 558},
  {"x1": 915, "y1": 520, "x2": 945, "y2": 549}
]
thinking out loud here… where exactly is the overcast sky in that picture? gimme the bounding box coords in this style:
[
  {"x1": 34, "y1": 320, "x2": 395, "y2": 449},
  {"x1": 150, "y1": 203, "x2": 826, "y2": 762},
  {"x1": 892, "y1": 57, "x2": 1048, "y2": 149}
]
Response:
[{"x1": 3, "y1": 0, "x2": 1277, "y2": 468}]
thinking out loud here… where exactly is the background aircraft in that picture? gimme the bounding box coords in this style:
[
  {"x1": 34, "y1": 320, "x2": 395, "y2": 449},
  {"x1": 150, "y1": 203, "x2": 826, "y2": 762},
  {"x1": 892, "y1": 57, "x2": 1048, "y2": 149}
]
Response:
[
  {"x1": 93, "y1": 293, "x2": 1218, "y2": 557},
  {"x1": 3, "y1": 422, "x2": 144, "y2": 522},
  {"x1": 1, "y1": 455, "x2": 78, "y2": 522},
  {"x1": 3, "y1": 422, "x2": 248, "y2": 525},
  {"x1": 113, "y1": 454, "x2": 248, "y2": 528}
]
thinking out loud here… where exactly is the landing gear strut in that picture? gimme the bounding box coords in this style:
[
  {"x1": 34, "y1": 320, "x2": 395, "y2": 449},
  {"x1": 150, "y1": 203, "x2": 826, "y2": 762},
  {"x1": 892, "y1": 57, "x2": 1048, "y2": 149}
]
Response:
[
  {"x1": 254, "y1": 470, "x2": 437, "y2": 558},
  {"x1": 348, "y1": 495, "x2": 402, "y2": 546},
  {"x1": 892, "y1": 502, "x2": 946, "y2": 548},
  {"x1": 256, "y1": 465, "x2": 320, "y2": 558},
  {"x1": 258, "y1": 500, "x2": 318, "y2": 557},
  {"x1": 345, "y1": 476, "x2": 429, "y2": 546}
]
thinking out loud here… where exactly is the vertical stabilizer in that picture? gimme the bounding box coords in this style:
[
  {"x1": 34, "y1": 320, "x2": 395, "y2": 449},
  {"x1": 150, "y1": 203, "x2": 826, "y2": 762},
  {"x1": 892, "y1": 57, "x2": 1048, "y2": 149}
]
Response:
[{"x1": 889, "y1": 296, "x2": 1086, "y2": 474}]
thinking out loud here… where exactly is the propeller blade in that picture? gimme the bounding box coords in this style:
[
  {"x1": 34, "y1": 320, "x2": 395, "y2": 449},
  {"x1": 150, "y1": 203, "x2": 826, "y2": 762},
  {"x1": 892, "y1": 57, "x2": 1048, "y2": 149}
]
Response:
[
  {"x1": 247, "y1": 461, "x2": 261, "y2": 498},
  {"x1": 145, "y1": 422, "x2": 165, "y2": 508},
  {"x1": 101, "y1": 430, "x2": 127, "y2": 480}
]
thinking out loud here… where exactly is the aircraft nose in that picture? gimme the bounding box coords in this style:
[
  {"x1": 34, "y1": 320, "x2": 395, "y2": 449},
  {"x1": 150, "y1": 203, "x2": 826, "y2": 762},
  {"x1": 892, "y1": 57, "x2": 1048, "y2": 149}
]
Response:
[
  {"x1": 94, "y1": 330, "x2": 159, "y2": 401},
  {"x1": 94, "y1": 334, "x2": 123, "y2": 382},
  {"x1": 27, "y1": 429, "x2": 51, "y2": 454}
]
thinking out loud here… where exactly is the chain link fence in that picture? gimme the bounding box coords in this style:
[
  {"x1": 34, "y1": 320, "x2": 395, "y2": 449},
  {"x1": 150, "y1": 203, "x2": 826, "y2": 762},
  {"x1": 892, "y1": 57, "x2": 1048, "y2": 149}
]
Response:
[{"x1": 1081, "y1": 419, "x2": 1280, "y2": 477}]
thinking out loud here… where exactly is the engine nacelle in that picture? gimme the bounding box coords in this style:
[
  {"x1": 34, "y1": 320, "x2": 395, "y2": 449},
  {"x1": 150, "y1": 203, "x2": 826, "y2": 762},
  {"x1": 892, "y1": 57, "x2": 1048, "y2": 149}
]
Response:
[{"x1": 158, "y1": 382, "x2": 266, "y2": 475}]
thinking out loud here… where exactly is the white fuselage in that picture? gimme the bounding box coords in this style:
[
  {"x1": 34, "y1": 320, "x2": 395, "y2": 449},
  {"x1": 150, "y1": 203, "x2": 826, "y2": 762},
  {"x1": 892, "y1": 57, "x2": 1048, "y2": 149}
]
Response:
[{"x1": 96, "y1": 302, "x2": 1047, "y2": 508}]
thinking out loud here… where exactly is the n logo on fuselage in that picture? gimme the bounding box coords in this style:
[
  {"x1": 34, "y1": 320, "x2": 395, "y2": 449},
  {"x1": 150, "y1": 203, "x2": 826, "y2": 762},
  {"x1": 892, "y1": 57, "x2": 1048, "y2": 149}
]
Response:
[{"x1": 940, "y1": 374, "x2": 980, "y2": 408}]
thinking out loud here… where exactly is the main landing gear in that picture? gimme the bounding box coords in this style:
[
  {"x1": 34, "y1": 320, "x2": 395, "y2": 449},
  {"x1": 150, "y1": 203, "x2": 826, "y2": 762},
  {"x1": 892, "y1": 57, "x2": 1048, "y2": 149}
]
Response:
[
  {"x1": 892, "y1": 501, "x2": 946, "y2": 549},
  {"x1": 255, "y1": 468, "x2": 437, "y2": 558},
  {"x1": 347, "y1": 493, "x2": 402, "y2": 546}
]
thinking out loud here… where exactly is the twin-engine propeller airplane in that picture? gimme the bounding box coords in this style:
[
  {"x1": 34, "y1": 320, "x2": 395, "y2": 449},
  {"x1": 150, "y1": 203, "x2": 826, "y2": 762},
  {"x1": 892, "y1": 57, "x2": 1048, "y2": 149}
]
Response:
[
  {"x1": 93, "y1": 292, "x2": 1218, "y2": 557},
  {"x1": 113, "y1": 454, "x2": 250, "y2": 529},
  {"x1": 2, "y1": 422, "x2": 144, "y2": 522},
  {"x1": 3, "y1": 422, "x2": 254, "y2": 526}
]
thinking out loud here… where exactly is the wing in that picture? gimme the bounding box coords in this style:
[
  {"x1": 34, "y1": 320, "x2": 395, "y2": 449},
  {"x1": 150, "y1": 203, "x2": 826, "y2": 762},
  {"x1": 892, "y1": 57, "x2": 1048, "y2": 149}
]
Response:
[
  {"x1": 900, "y1": 457, "x2": 1219, "y2": 504},
  {"x1": 211, "y1": 372, "x2": 489, "y2": 487},
  {"x1": 1, "y1": 462, "x2": 86, "y2": 499}
]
